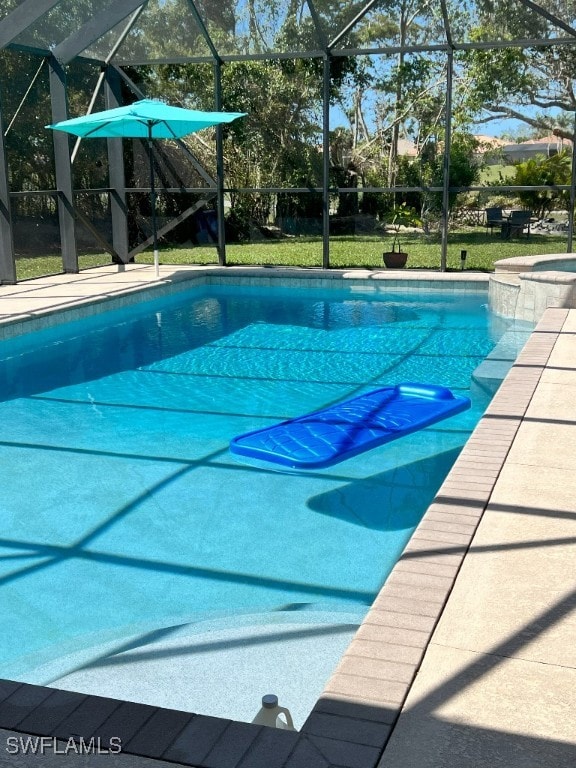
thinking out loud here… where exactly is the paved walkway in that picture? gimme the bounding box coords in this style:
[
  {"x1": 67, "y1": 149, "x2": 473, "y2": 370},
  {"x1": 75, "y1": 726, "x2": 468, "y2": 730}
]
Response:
[
  {"x1": 0, "y1": 265, "x2": 574, "y2": 767},
  {"x1": 0, "y1": 264, "x2": 207, "y2": 334}
]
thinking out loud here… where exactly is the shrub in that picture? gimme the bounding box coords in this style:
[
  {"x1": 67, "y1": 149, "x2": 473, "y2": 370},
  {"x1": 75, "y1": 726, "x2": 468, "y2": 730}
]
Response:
[{"x1": 504, "y1": 151, "x2": 571, "y2": 218}]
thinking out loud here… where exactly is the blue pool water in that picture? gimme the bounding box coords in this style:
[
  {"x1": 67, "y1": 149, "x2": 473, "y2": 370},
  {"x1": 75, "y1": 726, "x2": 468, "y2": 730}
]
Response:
[{"x1": 0, "y1": 283, "x2": 530, "y2": 683}]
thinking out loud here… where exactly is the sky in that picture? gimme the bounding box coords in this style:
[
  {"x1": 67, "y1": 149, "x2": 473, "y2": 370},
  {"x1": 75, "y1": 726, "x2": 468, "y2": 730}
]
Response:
[{"x1": 471, "y1": 118, "x2": 524, "y2": 139}]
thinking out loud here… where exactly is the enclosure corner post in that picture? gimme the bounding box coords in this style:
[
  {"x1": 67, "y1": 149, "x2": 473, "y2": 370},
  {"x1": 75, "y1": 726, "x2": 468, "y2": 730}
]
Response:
[
  {"x1": 214, "y1": 59, "x2": 226, "y2": 267},
  {"x1": 0, "y1": 92, "x2": 16, "y2": 284},
  {"x1": 104, "y1": 66, "x2": 130, "y2": 264},
  {"x1": 440, "y1": 49, "x2": 454, "y2": 273},
  {"x1": 48, "y1": 55, "x2": 78, "y2": 274},
  {"x1": 322, "y1": 53, "x2": 331, "y2": 270},
  {"x1": 567, "y1": 107, "x2": 576, "y2": 252}
]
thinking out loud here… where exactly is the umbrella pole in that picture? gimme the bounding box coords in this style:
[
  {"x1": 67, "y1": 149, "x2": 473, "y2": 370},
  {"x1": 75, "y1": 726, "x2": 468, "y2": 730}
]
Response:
[{"x1": 147, "y1": 125, "x2": 159, "y2": 278}]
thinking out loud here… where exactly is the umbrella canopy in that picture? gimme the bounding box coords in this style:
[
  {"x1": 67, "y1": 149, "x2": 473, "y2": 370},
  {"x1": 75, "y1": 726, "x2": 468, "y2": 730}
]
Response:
[
  {"x1": 46, "y1": 99, "x2": 246, "y2": 275},
  {"x1": 47, "y1": 98, "x2": 246, "y2": 139}
]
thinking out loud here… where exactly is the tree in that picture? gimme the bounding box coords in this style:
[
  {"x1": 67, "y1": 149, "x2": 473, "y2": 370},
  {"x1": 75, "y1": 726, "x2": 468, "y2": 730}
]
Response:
[
  {"x1": 140, "y1": 1, "x2": 362, "y2": 236},
  {"x1": 0, "y1": 50, "x2": 107, "y2": 211},
  {"x1": 396, "y1": 133, "x2": 481, "y2": 227},
  {"x1": 459, "y1": 2, "x2": 576, "y2": 140},
  {"x1": 147, "y1": 57, "x2": 326, "y2": 231},
  {"x1": 337, "y1": 0, "x2": 447, "y2": 188}
]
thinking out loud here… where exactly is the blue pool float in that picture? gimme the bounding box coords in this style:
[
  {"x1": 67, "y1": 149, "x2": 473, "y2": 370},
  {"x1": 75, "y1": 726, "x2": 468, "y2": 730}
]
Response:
[{"x1": 230, "y1": 383, "x2": 470, "y2": 469}]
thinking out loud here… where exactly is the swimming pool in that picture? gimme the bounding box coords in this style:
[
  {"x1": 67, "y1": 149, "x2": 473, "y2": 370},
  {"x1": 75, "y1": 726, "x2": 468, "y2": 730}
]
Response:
[{"x1": 0, "y1": 282, "x2": 531, "y2": 720}]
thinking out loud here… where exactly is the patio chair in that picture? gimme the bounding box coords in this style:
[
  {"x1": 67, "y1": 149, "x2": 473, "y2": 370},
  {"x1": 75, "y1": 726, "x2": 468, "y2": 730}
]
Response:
[
  {"x1": 507, "y1": 210, "x2": 532, "y2": 238},
  {"x1": 485, "y1": 207, "x2": 503, "y2": 235}
]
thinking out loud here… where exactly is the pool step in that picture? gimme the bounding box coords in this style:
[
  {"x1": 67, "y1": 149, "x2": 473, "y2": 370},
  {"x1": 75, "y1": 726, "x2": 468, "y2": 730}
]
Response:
[{"x1": 472, "y1": 328, "x2": 532, "y2": 395}]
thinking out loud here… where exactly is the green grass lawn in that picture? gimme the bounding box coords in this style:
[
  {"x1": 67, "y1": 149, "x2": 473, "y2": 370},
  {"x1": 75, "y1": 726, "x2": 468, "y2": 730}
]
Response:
[
  {"x1": 479, "y1": 164, "x2": 516, "y2": 184},
  {"x1": 15, "y1": 230, "x2": 569, "y2": 281}
]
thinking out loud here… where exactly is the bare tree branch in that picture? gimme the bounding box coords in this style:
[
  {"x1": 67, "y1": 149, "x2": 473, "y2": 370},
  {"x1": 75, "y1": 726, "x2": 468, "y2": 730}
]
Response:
[
  {"x1": 531, "y1": 98, "x2": 574, "y2": 110},
  {"x1": 480, "y1": 104, "x2": 574, "y2": 140}
]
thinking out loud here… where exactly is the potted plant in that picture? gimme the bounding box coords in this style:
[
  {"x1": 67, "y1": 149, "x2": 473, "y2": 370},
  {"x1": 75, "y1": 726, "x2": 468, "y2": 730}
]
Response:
[{"x1": 382, "y1": 203, "x2": 422, "y2": 268}]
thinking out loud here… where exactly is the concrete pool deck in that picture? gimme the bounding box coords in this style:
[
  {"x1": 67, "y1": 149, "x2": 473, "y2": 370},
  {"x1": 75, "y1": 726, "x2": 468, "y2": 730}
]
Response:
[
  {"x1": 0, "y1": 264, "x2": 574, "y2": 767},
  {"x1": 376, "y1": 307, "x2": 576, "y2": 767}
]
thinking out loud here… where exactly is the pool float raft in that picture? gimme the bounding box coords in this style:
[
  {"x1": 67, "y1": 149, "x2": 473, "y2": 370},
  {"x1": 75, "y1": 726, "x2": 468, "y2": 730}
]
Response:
[{"x1": 230, "y1": 383, "x2": 470, "y2": 469}]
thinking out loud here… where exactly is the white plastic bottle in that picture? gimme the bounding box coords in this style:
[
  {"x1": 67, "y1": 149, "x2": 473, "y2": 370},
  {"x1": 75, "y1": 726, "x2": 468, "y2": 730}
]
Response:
[{"x1": 251, "y1": 694, "x2": 295, "y2": 730}]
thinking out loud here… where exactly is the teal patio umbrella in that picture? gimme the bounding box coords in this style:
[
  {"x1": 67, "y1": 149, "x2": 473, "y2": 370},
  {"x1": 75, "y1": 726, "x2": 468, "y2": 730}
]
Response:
[{"x1": 47, "y1": 98, "x2": 246, "y2": 276}]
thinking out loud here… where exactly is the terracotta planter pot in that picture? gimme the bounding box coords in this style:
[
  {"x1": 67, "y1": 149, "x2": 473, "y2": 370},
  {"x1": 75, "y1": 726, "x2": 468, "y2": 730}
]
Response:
[{"x1": 383, "y1": 250, "x2": 408, "y2": 268}]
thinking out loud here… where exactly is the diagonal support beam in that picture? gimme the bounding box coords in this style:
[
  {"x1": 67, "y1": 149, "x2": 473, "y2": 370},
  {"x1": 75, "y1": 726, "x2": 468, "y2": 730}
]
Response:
[
  {"x1": 128, "y1": 195, "x2": 216, "y2": 259},
  {"x1": 328, "y1": 0, "x2": 381, "y2": 49},
  {"x1": 74, "y1": 208, "x2": 120, "y2": 260},
  {"x1": 305, "y1": 0, "x2": 329, "y2": 50},
  {"x1": 52, "y1": 0, "x2": 147, "y2": 65},
  {"x1": 110, "y1": 65, "x2": 217, "y2": 187},
  {"x1": 150, "y1": 142, "x2": 195, "y2": 192},
  {"x1": 185, "y1": 0, "x2": 220, "y2": 61},
  {"x1": 440, "y1": 0, "x2": 453, "y2": 49},
  {"x1": 516, "y1": 0, "x2": 576, "y2": 38},
  {"x1": 0, "y1": 0, "x2": 61, "y2": 50}
]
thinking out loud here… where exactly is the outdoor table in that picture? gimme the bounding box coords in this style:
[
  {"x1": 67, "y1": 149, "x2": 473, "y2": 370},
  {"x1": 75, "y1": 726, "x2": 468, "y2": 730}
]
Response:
[{"x1": 496, "y1": 216, "x2": 512, "y2": 238}]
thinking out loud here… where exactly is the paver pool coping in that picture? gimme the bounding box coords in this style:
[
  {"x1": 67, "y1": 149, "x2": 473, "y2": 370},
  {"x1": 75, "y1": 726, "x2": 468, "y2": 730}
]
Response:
[
  {"x1": 0, "y1": 265, "x2": 563, "y2": 767},
  {"x1": 0, "y1": 264, "x2": 488, "y2": 340}
]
